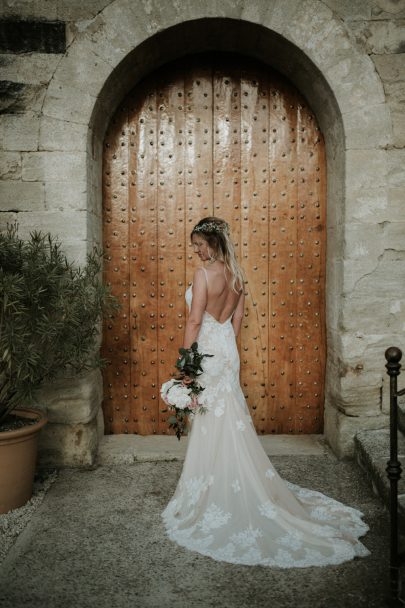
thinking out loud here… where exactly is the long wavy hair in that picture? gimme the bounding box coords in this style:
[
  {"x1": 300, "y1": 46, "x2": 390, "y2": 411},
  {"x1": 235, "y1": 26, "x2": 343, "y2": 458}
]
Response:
[{"x1": 191, "y1": 217, "x2": 245, "y2": 294}]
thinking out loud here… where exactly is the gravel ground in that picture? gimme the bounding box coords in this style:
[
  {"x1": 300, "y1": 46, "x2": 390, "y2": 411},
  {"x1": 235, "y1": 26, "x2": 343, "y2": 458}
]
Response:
[
  {"x1": 0, "y1": 452, "x2": 393, "y2": 608},
  {"x1": 0, "y1": 469, "x2": 58, "y2": 565}
]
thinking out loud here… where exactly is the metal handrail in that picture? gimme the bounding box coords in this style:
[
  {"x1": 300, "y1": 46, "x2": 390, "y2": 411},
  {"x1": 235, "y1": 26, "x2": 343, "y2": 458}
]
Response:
[{"x1": 385, "y1": 346, "x2": 405, "y2": 605}]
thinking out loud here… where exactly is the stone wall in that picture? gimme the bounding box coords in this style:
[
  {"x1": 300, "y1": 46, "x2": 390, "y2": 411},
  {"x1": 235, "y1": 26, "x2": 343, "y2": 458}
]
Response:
[{"x1": 0, "y1": 0, "x2": 404, "y2": 464}]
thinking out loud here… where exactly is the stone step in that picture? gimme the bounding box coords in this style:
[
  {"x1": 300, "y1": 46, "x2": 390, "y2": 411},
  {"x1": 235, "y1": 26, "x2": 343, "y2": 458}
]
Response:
[
  {"x1": 354, "y1": 428, "x2": 405, "y2": 528},
  {"x1": 96, "y1": 433, "x2": 329, "y2": 465}
]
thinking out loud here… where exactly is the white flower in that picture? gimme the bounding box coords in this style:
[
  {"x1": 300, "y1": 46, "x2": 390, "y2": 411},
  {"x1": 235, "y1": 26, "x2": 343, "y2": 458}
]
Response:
[
  {"x1": 279, "y1": 530, "x2": 304, "y2": 551},
  {"x1": 258, "y1": 501, "x2": 278, "y2": 519},
  {"x1": 265, "y1": 468, "x2": 275, "y2": 479},
  {"x1": 214, "y1": 398, "x2": 225, "y2": 417},
  {"x1": 231, "y1": 479, "x2": 241, "y2": 493},
  {"x1": 199, "y1": 503, "x2": 232, "y2": 533},
  {"x1": 230, "y1": 525, "x2": 263, "y2": 548},
  {"x1": 236, "y1": 419, "x2": 246, "y2": 431},
  {"x1": 160, "y1": 379, "x2": 175, "y2": 398},
  {"x1": 166, "y1": 384, "x2": 192, "y2": 409}
]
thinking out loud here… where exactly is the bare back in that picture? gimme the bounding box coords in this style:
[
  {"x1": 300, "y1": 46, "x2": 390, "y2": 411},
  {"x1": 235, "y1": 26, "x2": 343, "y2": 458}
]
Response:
[{"x1": 202, "y1": 263, "x2": 242, "y2": 323}]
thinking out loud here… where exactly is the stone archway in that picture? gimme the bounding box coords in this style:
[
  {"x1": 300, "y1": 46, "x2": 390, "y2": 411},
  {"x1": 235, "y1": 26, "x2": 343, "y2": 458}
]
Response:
[{"x1": 39, "y1": 3, "x2": 392, "y2": 461}]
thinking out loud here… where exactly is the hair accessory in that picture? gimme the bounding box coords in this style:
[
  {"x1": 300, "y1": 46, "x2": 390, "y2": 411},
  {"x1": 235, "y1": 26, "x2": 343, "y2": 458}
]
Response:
[{"x1": 193, "y1": 221, "x2": 229, "y2": 235}]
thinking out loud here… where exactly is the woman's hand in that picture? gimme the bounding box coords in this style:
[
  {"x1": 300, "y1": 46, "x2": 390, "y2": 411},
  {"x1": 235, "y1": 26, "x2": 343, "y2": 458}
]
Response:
[{"x1": 181, "y1": 375, "x2": 193, "y2": 385}]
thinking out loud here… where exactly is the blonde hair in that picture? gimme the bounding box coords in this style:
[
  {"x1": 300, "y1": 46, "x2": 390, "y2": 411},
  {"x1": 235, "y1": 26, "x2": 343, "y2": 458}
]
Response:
[{"x1": 191, "y1": 217, "x2": 245, "y2": 294}]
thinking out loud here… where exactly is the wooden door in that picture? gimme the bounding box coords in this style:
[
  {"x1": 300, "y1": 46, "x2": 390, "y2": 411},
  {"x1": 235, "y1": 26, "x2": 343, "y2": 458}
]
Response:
[{"x1": 101, "y1": 54, "x2": 326, "y2": 436}]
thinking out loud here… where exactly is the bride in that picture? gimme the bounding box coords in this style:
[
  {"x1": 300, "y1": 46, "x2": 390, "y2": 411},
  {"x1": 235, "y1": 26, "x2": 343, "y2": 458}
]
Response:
[{"x1": 161, "y1": 217, "x2": 370, "y2": 567}]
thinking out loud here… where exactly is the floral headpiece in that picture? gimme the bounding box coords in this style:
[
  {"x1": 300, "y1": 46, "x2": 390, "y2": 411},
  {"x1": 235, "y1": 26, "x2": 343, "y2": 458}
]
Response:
[{"x1": 193, "y1": 221, "x2": 229, "y2": 235}]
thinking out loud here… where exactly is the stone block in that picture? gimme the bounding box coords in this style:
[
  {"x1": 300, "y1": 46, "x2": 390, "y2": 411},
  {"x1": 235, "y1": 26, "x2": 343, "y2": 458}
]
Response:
[
  {"x1": 35, "y1": 369, "x2": 103, "y2": 425},
  {"x1": 240, "y1": 0, "x2": 277, "y2": 26},
  {"x1": 0, "y1": 181, "x2": 44, "y2": 212},
  {"x1": 373, "y1": 0, "x2": 405, "y2": 18},
  {"x1": 340, "y1": 296, "x2": 405, "y2": 333},
  {"x1": 388, "y1": 187, "x2": 405, "y2": 219},
  {"x1": 1, "y1": 0, "x2": 58, "y2": 20},
  {"x1": 0, "y1": 151, "x2": 21, "y2": 179},
  {"x1": 0, "y1": 112, "x2": 40, "y2": 151},
  {"x1": 265, "y1": 0, "x2": 311, "y2": 42},
  {"x1": 341, "y1": 257, "x2": 382, "y2": 295},
  {"x1": 349, "y1": 19, "x2": 405, "y2": 54},
  {"x1": 373, "y1": 53, "x2": 405, "y2": 84},
  {"x1": 344, "y1": 103, "x2": 392, "y2": 149},
  {"x1": 388, "y1": 149, "x2": 405, "y2": 187},
  {"x1": 59, "y1": 241, "x2": 93, "y2": 267},
  {"x1": 0, "y1": 52, "x2": 59, "y2": 85},
  {"x1": 38, "y1": 416, "x2": 99, "y2": 467},
  {"x1": 70, "y1": 11, "x2": 147, "y2": 71},
  {"x1": 42, "y1": 79, "x2": 97, "y2": 125},
  {"x1": 0, "y1": 18, "x2": 66, "y2": 53},
  {"x1": 96, "y1": 406, "x2": 105, "y2": 442},
  {"x1": 380, "y1": 221, "x2": 405, "y2": 250},
  {"x1": 349, "y1": 257, "x2": 405, "y2": 297},
  {"x1": 339, "y1": 372, "x2": 384, "y2": 412},
  {"x1": 345, "y1": 149, "x2": 387, "y2": 193},
  {"x1": 341, "y1": 329, "x2": 403, "y2": 359},
  {"x1": 282, "y1": 3, "x2": 363, "y2": 77},
  {"x1": 345, "y1": 187, "x2": 389, "y2": 223},
  {"x1": 57, "y1": 0, "x2": 113, "y2": 20},
  {"x1": 44, "y1": 181, "x2": 88, "y2": 211},
  {"x1": 343, "y1": 222, "x2": 384, "y2": 260},
  {"x1": 39, "y1": 117, "x2": 88, "y2": 152},
  {"x1": 324, "y1": 401, "x2": 388, "y2": 458},
  {"x1": 0, "y1": 79, "x2": 46, "y2": 114},
  {"x1": 321, "y1": 0, "x2": 371, "y2": 20},
  {"x1": 325, "y1": 54, "x2": 385, "y2": 113},
  {"x1": 51, "y1": 43, "x2": 112, "y2": 97},
  {"x1": 21, "y1": 151, "x2": 87, "y2": 182},
  {"x1": 390, "y1": 104, "x2": 405, "y2": 147},
  {"x1": 372, "y1": 54, "x2": 405, "y2": 146}
]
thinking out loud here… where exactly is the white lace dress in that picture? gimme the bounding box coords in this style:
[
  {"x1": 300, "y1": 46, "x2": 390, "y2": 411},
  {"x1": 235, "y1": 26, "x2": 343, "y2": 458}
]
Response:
[{"x1": 161, "y1": 281, "x2": 370, "y2": 567}]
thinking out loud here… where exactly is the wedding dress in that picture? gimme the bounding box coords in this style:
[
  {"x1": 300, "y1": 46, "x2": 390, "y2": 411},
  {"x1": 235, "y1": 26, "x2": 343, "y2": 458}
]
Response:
[{"x1": 161, "y1": 268, "x2": 370, "y2": 567}]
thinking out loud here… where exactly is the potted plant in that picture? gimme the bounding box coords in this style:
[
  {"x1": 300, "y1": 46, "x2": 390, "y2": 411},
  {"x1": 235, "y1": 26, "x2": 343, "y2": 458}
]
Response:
[{"x1": 0, "y1": 223, "x2": 118, "y2": 513}]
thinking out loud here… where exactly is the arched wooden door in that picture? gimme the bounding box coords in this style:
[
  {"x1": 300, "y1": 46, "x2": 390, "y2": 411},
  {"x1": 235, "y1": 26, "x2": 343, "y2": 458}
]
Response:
[{"x1": 101, "y1": 54, "x2": 326, "y2": 436}]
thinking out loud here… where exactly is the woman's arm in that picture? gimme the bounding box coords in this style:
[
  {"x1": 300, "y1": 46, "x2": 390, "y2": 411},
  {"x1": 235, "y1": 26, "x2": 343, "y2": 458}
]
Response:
[
  {"x1": 182, "y1": 268, "x2": 207, "y2": 349},
  {"x1": 231, "y1": 288, "x2": 245, "y2": 337}
]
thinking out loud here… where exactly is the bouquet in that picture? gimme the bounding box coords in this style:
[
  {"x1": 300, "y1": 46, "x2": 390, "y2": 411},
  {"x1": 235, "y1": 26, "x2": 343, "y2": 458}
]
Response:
[{"x1": 160, "y1": 341, "x2": 214, "y2": 440}]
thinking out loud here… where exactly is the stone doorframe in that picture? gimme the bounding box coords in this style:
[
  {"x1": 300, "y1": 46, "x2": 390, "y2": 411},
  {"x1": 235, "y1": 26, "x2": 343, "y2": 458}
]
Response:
[{"x1": 38, "y1": 1, "x2": 392, "y2": 465}]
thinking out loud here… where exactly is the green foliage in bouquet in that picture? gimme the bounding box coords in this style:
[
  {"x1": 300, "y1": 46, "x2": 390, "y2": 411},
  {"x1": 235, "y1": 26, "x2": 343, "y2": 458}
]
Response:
[
  {"x1": 166, "y1": 409, "x2": 190, "y2": 441},
  {"x1": 162, "y1": 342, "x2": 213, "y2": 439},
  {"x1": 0, "y1": 222, "x2": 120, "y2": 426},
  {"x1": 175, "y1": 341, "x2": 213, "y2": 388}
]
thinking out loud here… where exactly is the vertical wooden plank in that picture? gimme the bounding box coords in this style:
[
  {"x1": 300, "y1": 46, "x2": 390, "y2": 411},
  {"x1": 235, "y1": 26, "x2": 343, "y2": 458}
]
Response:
[
  {"x1": 295, "y1": 103, "x2": 326, "y2": 433},
  {"x1": 128, "y1": 82, "x2": 158, "y2": 435},
  {"x1": 268, "y1": 76, "x2": 298, "y2": 434},
  {"x1": 184, "y1": 61, "x2": 214, "y2": 285},
  {"x1": 101, "y1": 106, "x2": 130, "y2": 434},
  {"x1": 213, "y1": 59, "x2": 241, "y2": 250},
  {"x1": 157, "y1": 67, "x2": 186, "y2": 435},
  {"x1": 240, "y1": 64, "x2": 269, "y2": 433}
]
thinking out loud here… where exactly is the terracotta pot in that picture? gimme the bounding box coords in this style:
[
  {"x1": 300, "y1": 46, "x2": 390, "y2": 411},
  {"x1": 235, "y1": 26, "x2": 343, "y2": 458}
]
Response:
[{"x1": 0, "y1": 408, "x2": 48, "y2": 514}]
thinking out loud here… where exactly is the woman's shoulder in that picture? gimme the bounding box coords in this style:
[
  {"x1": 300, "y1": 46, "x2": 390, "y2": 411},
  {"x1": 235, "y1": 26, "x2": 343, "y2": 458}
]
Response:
[{"x1": 192, "y1": 267, "x2": 208, "y2": 282}]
